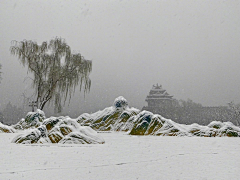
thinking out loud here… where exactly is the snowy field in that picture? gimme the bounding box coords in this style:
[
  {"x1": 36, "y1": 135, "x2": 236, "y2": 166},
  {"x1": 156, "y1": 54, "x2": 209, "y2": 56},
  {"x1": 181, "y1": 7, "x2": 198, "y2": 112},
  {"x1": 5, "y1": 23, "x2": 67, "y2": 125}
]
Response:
[{"x1": 0, "y1": 132, "x2": 240, "y2": 180}]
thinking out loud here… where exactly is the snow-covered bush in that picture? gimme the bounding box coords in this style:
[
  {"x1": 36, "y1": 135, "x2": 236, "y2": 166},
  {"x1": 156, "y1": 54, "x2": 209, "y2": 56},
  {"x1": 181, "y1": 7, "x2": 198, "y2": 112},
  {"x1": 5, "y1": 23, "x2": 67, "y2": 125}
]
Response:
[
  {"x1": 76, "y1": 96, "x2": 140, "y2": 132},
  {"x1": 208, "y1": 121, "x2": 240, "y2": 137},
  {"x1": 129, "y1": 112, "x2": 240, "y2": 137},
  {"x1": 130, "y1": 111, "x2": 155, "y2": 135},
  {"x1": 78, "y1": 107, "x2": 140, "y2": 131},
  {"x1": 13, "y1": 109, "x2": 46, "y2": 130},
  {"x1": 12, "y1": 116, "x2": 105, "y2": 144},
  {"x1": 11, "y1": 97, "x2": 239, "y2": 138},
  {"x1": 0, "y1": 122, "x2": 16, "y2": 133},
  {"x1": 12, "y1": 127, "x2": 43, "y2": 143},
  {"x1": 113, "y1": 96, "x2": 128, "y2": 110}
]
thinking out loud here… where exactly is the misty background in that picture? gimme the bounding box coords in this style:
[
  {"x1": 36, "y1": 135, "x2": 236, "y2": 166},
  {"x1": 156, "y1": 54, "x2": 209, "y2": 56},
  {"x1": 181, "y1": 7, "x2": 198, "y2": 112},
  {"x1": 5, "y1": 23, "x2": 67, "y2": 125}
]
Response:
[{"x1": 0, "y1": 0, "x2": 240, "y2": 119}]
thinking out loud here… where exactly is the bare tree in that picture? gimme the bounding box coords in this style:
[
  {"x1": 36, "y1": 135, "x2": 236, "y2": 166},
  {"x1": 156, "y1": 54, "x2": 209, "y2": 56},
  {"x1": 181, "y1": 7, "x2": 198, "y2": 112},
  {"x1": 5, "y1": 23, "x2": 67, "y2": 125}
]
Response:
[{"x1": 10, "y1": 37, "x2": 92, "y2": 112}]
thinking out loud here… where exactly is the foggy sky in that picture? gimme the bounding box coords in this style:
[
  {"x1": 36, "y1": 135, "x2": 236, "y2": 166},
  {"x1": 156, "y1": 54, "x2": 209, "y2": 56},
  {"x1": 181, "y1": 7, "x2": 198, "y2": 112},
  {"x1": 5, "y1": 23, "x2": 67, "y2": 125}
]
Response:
[{"x1": 0, "y1": 0, "x2": 240, "y2": 116}]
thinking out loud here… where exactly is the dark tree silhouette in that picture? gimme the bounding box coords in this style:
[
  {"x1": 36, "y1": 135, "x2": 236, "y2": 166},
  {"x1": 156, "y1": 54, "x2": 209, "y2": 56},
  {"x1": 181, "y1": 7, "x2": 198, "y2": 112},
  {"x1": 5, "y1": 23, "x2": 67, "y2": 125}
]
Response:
[
  {"x1": 1, "y1": 102, "x2": 25, "y2": 125},
  {"x1": 10, "y1": 37, "x2": 92, "y2": 112}
]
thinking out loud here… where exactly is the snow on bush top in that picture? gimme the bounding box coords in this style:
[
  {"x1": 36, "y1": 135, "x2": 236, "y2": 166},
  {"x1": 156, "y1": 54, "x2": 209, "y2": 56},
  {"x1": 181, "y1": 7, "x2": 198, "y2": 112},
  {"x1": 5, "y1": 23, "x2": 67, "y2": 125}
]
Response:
[
  {"x1": 13, "y1": 109, "x2": 46, "y2": 130},
  {"x1": 12, "y1": 116, "x2": 105, "y2": 144},
  {"x1": 113, "y1": 96, "x2": 128, "y2": 110}
]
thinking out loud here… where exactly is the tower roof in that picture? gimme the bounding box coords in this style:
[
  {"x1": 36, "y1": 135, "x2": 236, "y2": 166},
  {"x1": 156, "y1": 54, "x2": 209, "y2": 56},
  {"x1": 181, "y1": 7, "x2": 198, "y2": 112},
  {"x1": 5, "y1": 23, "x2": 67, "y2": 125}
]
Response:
[{"x1": 146, "y1": 84, "x2": 173, "y2": 101}]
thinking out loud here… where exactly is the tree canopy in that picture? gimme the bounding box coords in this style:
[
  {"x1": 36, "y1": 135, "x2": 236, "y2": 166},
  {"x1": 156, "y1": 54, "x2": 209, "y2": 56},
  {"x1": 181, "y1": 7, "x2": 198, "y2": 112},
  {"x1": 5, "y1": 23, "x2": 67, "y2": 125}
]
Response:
[{"x1": 10, "y1": 37, "x2": 92, "y2": 112}]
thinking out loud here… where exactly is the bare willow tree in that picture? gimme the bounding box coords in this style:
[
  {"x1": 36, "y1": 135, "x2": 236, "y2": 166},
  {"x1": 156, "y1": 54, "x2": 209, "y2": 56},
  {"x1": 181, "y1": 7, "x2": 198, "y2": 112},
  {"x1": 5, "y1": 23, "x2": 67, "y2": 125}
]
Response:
[{"x1": 10, "y1": 37, "x2": 92, "y2": 112}]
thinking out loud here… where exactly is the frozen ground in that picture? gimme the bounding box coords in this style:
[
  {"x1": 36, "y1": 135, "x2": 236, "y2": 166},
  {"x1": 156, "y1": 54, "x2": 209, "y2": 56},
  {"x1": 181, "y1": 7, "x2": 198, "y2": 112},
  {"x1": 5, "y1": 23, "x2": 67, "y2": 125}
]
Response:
[{"x1": 0, "y1": 132, "x2": 240, "y2": 180}]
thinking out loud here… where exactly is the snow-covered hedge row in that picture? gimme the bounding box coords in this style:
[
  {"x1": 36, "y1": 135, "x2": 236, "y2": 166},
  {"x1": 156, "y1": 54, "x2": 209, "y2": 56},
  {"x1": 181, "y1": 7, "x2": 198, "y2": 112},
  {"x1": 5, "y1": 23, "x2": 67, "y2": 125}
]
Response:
[
  {"x1": 4, "y1": 96, "x2": 240, "y2": 138},
  {"x1": 129, "y1": 111, "x2": 240, "y2": 137},
  {"x1": 78, "y1": 96, "x2": 240, "y2": 137}
]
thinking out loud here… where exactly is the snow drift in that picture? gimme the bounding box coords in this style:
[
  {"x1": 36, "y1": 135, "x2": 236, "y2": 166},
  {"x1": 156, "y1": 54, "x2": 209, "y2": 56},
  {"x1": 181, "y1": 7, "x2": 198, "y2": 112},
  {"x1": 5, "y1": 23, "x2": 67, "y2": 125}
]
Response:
[{"x1": 12, "y1": 116, "x2": 105, "y2": 144}]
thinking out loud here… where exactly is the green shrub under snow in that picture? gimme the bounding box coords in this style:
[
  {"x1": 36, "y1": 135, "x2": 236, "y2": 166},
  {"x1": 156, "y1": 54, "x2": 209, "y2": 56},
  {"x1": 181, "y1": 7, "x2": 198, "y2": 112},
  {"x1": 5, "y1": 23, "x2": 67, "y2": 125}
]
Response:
[
  {"x1": 12, "y1": 109, "x2": 46, "y2": 130},
  {"x1": 12, "y1": 117, "x2": 105, "y2": 144}
]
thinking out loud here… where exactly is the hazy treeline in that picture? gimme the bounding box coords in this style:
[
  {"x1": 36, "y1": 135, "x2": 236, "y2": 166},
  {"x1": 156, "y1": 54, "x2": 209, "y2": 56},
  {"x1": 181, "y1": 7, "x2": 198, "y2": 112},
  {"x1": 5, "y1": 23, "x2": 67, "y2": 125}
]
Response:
[
  {"x1": 0, "y1": 102, "x2": 26, "y2": 125},
  {"x1": 143, "y1": 99, "x2": 240, "y2": 126},
  {"x1": 0, "y1": 101, "x2": 79, "y2": 125},
  {"x1": 1, "y1": 98, "x2": 239, "y2": 126},
  {"x1": 0, "y1": 102, "x2": 54, "y2": 125}
]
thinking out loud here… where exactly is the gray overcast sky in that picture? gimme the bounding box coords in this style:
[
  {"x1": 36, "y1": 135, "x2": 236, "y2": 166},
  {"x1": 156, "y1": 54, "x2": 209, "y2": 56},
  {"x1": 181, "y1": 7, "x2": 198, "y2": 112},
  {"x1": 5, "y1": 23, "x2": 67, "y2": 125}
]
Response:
[{"x1": 0, "y1": 0, "x2": 240, "y2": 115}]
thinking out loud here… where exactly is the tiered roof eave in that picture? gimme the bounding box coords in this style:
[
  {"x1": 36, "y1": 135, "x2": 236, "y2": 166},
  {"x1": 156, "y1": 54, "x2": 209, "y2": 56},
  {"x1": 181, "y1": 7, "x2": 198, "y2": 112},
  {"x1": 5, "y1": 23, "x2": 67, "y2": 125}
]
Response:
[{"x1": 145, "y1": 84, "x2": 173, "y2": 102}]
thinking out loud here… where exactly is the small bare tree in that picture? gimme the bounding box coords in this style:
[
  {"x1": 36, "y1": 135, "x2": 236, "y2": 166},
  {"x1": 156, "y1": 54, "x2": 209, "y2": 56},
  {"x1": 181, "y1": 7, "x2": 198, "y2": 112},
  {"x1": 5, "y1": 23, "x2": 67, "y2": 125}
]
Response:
[{"x1": 10, "y1": 37, "x2": 92, "y2": 112}]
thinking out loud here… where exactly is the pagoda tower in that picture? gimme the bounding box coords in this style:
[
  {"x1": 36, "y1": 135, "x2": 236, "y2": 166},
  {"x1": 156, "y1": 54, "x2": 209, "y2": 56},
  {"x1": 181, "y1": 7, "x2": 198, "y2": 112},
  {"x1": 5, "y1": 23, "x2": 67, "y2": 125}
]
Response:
[{"x1": 145, "y1": 84, "x2": 173, "y2": 108}]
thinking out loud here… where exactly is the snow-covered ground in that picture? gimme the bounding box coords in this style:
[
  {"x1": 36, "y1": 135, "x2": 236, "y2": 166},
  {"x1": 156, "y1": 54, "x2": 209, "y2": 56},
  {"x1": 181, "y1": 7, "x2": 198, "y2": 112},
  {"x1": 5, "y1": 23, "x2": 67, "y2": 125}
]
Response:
[{"x1": 0, "y1": 132, "x2": 239, "y2": 180}]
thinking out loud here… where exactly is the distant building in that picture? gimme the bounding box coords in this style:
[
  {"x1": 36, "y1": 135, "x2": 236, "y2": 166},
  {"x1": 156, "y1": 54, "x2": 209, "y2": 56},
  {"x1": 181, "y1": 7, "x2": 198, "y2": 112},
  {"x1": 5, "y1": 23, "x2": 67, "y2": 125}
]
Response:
[
  {"x1": 143, "y1": 84, "x2": 236, "y2": 125},
  {"x1": 145, "y1": 84, "x2": 174, "y2": 108},
  {"x1": 143, "y1": 84, "x2": 178, "y2": 119}
]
